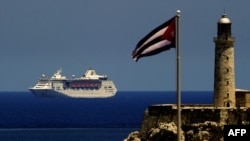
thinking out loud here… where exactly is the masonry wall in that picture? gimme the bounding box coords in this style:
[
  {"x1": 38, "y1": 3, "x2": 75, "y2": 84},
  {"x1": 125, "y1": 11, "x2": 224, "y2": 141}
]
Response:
[
  {"x1": 235, "y1": 92, "x2": 250, "y2": 107},
  {"x1": 140, "y1": 104, "x2": 250, "y2": 139},
  {"x1": 246, "y1": 93, "x2": 250, "y2": 107}
]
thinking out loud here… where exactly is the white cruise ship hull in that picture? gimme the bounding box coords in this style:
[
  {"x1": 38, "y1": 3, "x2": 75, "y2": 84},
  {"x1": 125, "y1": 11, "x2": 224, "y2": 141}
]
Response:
[
  {"x1": 29, "y1": 88, "x2": 116, "y2": 98},
  {"x1": 29, "y1": 69, "x2": 117, "y2": 98}
]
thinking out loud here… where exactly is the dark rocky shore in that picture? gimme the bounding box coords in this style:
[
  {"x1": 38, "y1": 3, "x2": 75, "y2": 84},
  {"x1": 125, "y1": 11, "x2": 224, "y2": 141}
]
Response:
[{"x1": 124, "y1": 121, "x2": 224, "y2": 141}]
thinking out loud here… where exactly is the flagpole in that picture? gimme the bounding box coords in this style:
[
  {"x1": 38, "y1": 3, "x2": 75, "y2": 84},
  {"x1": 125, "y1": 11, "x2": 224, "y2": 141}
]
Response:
[{"x1": 176, "y1": 10, "x2": 181, "y2": 141}]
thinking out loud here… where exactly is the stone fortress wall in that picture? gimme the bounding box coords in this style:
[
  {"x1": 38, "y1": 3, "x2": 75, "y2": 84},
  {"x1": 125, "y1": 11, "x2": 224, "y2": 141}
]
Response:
[{"x1": 139, "y1": 104, "x2": 250, "y2": 139}]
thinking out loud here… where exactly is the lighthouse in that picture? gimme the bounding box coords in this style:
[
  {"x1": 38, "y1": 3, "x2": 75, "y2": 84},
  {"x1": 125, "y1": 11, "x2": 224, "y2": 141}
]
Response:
[{"x1": 213, "y1": 14, "x2": 236, "y2": 107}]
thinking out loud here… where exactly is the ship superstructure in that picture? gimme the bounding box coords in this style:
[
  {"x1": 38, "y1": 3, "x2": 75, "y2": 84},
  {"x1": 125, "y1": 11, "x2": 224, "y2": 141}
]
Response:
[{"x1": 29, "y1": 69, "x2": 117, "y2": 98}]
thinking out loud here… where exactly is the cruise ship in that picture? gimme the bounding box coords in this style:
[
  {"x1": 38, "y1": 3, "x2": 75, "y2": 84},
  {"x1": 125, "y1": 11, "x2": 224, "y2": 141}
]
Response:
[{"x1": 29, "y1": 69, "x2": 117, "y2": 98}]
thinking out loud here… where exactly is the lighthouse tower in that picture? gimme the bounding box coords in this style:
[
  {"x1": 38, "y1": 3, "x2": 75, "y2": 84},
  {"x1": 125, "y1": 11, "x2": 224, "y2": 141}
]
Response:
[{"x1": 213, "y1": 14, "x2": 235, "y2": 107}]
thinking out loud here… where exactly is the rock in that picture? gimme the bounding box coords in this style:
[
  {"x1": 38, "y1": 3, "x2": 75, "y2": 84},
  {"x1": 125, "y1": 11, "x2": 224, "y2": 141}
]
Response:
[
  {"x1": 123, "y1": 131, "x2": 142, "y2": 141},
  {"x1": 147, "y1": 122, "x2": 185, "y2": 141},
  {"x1": 183, "y1": 121, "x2": 224, "y2": 141},
  {"x1": 124, "y1": 121, "x2": 224, "y2": 141},
  {"x1": 124, "y1": 122, "x2": 185, "y2": 141}
]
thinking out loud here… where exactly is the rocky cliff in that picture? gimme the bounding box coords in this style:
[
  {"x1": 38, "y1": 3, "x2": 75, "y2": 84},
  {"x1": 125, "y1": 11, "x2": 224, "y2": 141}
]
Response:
[{"x1": 124, "y1": 121, "x2": 223, "y2": 141}]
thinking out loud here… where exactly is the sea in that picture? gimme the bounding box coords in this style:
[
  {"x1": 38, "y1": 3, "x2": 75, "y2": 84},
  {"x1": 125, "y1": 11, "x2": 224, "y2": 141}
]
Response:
[{"x1": 0, "y1": 91, "x2": 213, "y2": 141}]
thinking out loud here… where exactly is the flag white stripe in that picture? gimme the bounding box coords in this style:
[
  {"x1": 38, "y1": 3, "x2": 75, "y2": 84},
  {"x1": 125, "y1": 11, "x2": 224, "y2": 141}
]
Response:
[
  {"x1": 140, "y1": 26, "x2": 169, "y2": 47},
  {"x1": 135, "y1": 26, "x2": 169, "y2": 53},
  {"x1": 140, "y1": 40, "x2": 171, "y2": 55}
]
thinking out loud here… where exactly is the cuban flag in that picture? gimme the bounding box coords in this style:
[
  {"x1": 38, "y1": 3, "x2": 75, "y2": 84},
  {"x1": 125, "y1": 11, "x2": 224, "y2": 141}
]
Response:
[{"x1": 132, "y1": 16, "x2": 176, "y2": 61}]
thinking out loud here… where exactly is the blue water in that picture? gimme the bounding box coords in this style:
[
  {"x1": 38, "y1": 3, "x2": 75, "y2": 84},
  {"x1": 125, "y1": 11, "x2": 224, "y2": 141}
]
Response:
[
  {"x1": 0, "y1": 128, "x2": 139, "y2": 141},
  {"x1": 0, "y1": 91, "x2": 212, "y2": 140}
]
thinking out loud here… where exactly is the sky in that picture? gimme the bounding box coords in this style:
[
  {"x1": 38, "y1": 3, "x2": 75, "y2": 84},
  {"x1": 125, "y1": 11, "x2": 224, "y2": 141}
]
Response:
[{"x1": 0, "y1": 0, "x2": 250, "y2": 91}]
